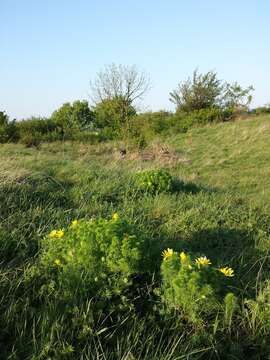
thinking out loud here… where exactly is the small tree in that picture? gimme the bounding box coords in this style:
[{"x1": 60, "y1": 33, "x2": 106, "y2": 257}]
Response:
[
  {"x1": 51, "y1": 100, "x2": 94, "y2": 136},
  {"x1": 91, "y1": 64, "x2": 150, "y2": 126},
  {"x1": 222, "y1": 83, "x2": 254, "y2": 112},
  {"x1": 91, "y1": 64, "x2": 150, "y2": 105},
  {"x1": 169, "y1": 69, "x2": 254, "y2": 114},
  {"x1": 169, "y1": 70, "x2": 224, "y2": 112}
]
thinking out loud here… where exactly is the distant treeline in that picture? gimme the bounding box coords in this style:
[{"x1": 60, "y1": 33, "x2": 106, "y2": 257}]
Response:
[{"x1": 1, "y1": 65, "x2": 269, "y2": 147}]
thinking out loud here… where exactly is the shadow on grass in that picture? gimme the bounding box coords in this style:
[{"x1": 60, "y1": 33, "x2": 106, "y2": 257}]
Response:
[
  {"x1": 173, "y1": 179, "x2": 216, "y2": 194},
  {"x1": 182, "y1": 226, "x2": 270, "y2": 295},
  {"x1": 0, "y1": 173, "x2": 75, "y2": 265}
]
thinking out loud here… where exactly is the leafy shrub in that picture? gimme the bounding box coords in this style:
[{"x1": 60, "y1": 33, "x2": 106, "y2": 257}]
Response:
[
  {"x1": 0, "y1": 111, "x2": 19, "y2": 143},
  {"x1": 93, "y1": 97, "x2": 136, "y2": 139},
  {"x1": 51, "y1": 100, "x2": 95, "y2": 136},
  {"x1": 130, "y1": 111, "x2": 173, "y2": 137},
  {"x1": 160, "y1": 249, "x2": 236, "y2": 324},
  {"x1": 166, "y1": 107, "x2": 234, "y2": 133},
  {"x1": 135, "y1": 169, "x2": 174, "y2": 194},
  {"x1": 17, "y1": 117, "x2": 60, "y2": 145},
  {"x1": 169, "y1": 69, "x2": 254, "y2": 114},
  {"x1": 21, "y1": 133, "x2": 42, "y2": 147},
  {"x1": 39, "y1": 215, "x2": 144, "y2": 302}
]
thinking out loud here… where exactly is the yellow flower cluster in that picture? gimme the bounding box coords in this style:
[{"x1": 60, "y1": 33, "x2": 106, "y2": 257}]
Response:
[
  {"x1": 195, "y1": 256, "x2": 212, "y2": 267},
  {"x1": 49, "y1": 229, "x2": 64, "y2": 238},
  {"x1": 112, "y1": 213, "x2": 119, "y2": 221},
  {"x1": 54, "y1": 258, "x2": 61, "y2": 266},
  {"x1": 162, "y1": 248, "x2": 174, "y2": 260},
  {"x1": 218, "y1": 267, "x2": 234, "y2": 277},
  {"x1": 70, "y1": 219, "x2": 78, "y2": 228},
  {"x1": 180, "y1": 251, "x2": 187, "y2": 262},
  {"x1": 162, "y1": 249, "x2": 235, "y2": 277}
]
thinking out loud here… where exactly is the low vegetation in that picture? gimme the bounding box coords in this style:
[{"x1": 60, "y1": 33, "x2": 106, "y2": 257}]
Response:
[{"x1": 1, "y1": 65, "x2": 270, "y2": 359}]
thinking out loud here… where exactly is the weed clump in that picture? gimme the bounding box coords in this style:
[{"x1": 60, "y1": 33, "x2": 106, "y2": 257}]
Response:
[{"x1": 135, "y1": 168, "x2": 174, "y2": 194}]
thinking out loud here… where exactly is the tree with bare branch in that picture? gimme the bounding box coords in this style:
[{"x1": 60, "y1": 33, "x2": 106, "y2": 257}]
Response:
[
  {"x1": 91, "y1": 64, "x2": 150, "y2": 129},
  {"x1": 91, "y1": 64, "x2": 150, "y2": 106}
]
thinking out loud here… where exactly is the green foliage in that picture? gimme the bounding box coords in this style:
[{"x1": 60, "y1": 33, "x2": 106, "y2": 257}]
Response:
[
  {"x1": 135, "y1": 169, "x2": 173, "y2": 193},
  {"x1": 170, "y1": 69, "x2": 254, "y2": 116},
  {"x1": 128, "y1": 111, "x2": 173, "y2": 139},
  {"x1": 1, "y1": 115, "x2": 270, "y2": 358},
  {"x1": 160, "y1": 250, "x2": 236, "y2": 324},
  {"x1": 170, "y1": 70, "x2": 224, "y2": 112},
  {"x1": 169, "y1": 107, "x2": 233, "y2": 133},
  {"x1": 0, "y1": 111, "x2": 9, "y2": 127},
  {"x1": 223, "y1": 82, "x2": 254, "y2": 112},
  {"x1": 0, "y1": 111, "x2": 19, "y2": 143},
  {"x1": 51, "y1": 100, "x2": 95, "y2": 135},
  {"x1": 40, "y1": 215, "x2": 143, "y2": 301},
  {"x1": 17, "y1": 117, "x2": 58, "y2": 146},
  {"x1": 93, "y1": 96, "x2": 136, "y2": 137}
]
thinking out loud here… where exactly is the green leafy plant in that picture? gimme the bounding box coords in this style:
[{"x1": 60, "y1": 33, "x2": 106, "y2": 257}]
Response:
[
  {"x1": 135, "y1": 169, "x2": 173, "y2": 194},
  {"x1": 39, "y1": 214, "x2": 144, "y2": 302},
  {"x1": 160, "y1": 249, "x2": 236, "y2": 325}
]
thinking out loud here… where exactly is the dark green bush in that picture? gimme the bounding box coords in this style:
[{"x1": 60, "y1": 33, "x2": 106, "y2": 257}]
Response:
[{"x1": 0, "y1": 111, "x2": 19, "y2": 143}]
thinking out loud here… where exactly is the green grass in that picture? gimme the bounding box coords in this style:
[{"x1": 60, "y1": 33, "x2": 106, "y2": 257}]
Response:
[{"x1": 1, "y1": 115, "x2": 270, "y2": 359}]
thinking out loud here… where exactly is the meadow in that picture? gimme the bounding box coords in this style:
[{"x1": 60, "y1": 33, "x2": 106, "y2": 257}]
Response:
[{"x1": 1, "y1": 114, "x2": 270, "y2": 359}]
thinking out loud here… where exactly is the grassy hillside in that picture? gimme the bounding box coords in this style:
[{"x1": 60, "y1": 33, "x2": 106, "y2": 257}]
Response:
[{"x1": 1, "y1": 115, "x2": 270, "y2": 359}]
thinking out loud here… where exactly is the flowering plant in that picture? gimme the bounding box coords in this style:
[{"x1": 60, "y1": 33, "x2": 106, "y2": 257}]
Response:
[
  {"x1": 40, "y1": 214, "x2": 143, "y2": 302},
  {"x1": 160, "y1": 249, "x2": 235, "y2": 324}
]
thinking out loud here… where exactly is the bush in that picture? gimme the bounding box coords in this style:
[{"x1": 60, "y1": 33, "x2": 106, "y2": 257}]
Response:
[
  {"x1": 0, "y1": 111, "x2": 19, "y2": 143},
  {"x1": 51, "y1": 100, "x2": 95, "y2": 136},
  {"x1": 93, "y1": 96, "x2": 136, "y2": 136},
  {"x1": 128, "y1": 111, "x2": 173, "y2": 139},
  {"x1": 160, "y1": 249, "x2": 236, "y2": 325},
  {"x1": 169, "y1": 69, "x2": 254, "y2": 114},
  {"x1": 167, "y1": 107, "x2": 234, "y2": 133},
  {"x1": 17, "y1": 117, "x2": 59, "y2": 145},
  {"x1": 135, "y1": 169, "x2": 174, "y2": 194},
  {"x1": 39, "y1": 215, "x2": 144, "y2": 302}
]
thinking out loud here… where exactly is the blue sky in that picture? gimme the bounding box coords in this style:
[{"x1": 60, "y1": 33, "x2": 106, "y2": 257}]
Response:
[{"x1": 1, "y1": 0, "x2": 270, "y2": 119}]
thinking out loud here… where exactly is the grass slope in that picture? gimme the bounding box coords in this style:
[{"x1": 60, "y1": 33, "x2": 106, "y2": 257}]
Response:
[{"x1": 0, "y1": 115, "x2": 270, "y2": 359}]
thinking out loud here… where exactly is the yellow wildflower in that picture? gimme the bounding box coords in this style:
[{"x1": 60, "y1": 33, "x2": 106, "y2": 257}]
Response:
[
  {"x1": 180, "y1": 251, "x2": 187, "y2": 262},
  {"x1": 162, "y1": 248, "x2": 174, "y2": 260},
  {"x1": 112, "y1": 213, "x2": 119, "y2": 221},
  {"x1": 195, "y1": 256, "x2": 212, "y2": 267},
  {"x1": 54, "y1": 258, "x2": 61, "y2": 266},
  {"x1": 219, "y1": 267, "x2": 234, "y2": 277},
  {"x1": 71, "y1": 219, "x2": 78, "y2": 228},
  {"x1": 49, "y1": 229, "x2": 64, "y2": 238}
]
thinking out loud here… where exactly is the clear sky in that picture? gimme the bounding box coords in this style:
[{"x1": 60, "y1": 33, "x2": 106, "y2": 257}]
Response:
[{"x1": 1, "y1": 0, "x2": 270, "y2": 119}]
